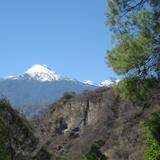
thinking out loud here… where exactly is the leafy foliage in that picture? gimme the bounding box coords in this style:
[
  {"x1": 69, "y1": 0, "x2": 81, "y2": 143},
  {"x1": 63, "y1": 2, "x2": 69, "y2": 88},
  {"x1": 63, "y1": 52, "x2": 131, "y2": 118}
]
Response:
[
  {"x1": 144, "y1": 112, "x2": 160, "y2": 160},
  {"x1": 0, "y1": 98, "x2": 16, "y2": 160},
  {"x1": 0, "y1": 117, "x2": 11, "y2": 160},
  {"x1": 63, "y1": 92, "x2": 76, "y2": 100},
  {"x1": 0, "y1": 98, "x2": 52, "y2": 160},
  {"x1": 116, "y1": 77, "x2": 159, "y2": 102},
  {"x1": 106, "y1": 0, "x2": 160, "y2": 101}
]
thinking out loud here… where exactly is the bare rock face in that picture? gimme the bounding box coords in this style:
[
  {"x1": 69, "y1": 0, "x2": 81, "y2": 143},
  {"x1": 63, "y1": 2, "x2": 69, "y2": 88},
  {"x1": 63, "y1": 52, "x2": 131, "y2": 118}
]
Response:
[{"x1": 32, "y1": 87, "x2": 160, "y2": 160}]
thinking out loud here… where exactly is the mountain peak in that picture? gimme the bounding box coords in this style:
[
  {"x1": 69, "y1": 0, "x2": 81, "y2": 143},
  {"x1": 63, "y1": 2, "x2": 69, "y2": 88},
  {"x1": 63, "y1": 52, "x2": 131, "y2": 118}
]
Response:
[
  {"x1": 24, "y1": 64, "x2": 62, "y2": 81},
  {"x1": 99, "y1": 79, "x2": 120, "y2": 87},
  {"x1": 25, "y1": 64, "x2": 53, "y2": 74}
]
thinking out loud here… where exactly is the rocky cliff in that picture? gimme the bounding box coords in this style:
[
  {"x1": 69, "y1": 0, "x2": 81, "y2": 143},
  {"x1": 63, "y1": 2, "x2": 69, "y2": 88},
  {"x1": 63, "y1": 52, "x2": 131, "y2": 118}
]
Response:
[{"x1": 32, "y1": 87, "x2": 160, "y2": 160}]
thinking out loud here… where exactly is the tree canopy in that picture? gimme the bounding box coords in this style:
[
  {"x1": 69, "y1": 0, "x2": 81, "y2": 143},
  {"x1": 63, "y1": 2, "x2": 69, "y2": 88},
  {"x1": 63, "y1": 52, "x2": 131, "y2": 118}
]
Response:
[
  {"x1": 106, "y1": 0, "x2": 160, "y2": 101},
  {"x1": 144, "y1": 112, "x2": 160, "y2": 160}
]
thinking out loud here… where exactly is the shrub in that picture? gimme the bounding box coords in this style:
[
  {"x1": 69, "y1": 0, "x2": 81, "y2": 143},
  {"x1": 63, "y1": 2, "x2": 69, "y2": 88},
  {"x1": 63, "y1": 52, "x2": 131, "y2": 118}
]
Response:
[
  {"x1": 144, "y1": 112, "x2": 160, "y2": 160},
  {"x1": 81, "y1": 140, "x2": 107, "y2": 160},
  {"x1": 63, "y1": 92, "x2": 76, "y2": 100}
]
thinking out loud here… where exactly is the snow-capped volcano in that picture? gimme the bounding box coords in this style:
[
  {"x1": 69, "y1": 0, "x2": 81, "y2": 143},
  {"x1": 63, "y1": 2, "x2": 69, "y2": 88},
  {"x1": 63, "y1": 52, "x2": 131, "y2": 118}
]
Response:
[
  {"x1": 24, "y1": 64, "x2": 62, "y2": 81},
  {"x1": 5, "y1": 64, "x2": 65, "y2": 82},
  {"x1": 83, "y1": 80, "x2": 93, "y2": 85},
  {"x1": 0, "y1": 64, "x2": 96, "y2": 117}
]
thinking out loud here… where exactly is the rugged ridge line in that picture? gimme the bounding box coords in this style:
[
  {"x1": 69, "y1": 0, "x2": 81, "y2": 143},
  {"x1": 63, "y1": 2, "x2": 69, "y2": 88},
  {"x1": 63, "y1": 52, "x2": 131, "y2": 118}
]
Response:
[{"x1": 32, "y1": 87, "x2": 160, "y2": 160}]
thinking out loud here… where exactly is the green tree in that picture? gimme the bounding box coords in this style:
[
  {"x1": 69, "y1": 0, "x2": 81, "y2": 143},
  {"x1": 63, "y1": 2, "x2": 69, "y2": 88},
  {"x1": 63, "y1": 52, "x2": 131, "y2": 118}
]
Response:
[
  {"x1": 0, "y1": 98, "x2": 14, "y2": 160},
  {"x1": 106, "y1": 0, "x2": 160, "y2": 101},
  {"x1": 144, "y1": 112, "x2": 160, "y2": 160},
  {"x1": 0, "y1": 116, "x2": 11, "y2": 160}
]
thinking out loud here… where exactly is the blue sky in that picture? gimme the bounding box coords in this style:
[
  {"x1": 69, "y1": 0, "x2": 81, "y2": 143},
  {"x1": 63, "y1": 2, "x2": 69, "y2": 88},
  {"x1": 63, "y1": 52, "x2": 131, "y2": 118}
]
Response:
[{"x1": 0, "y1": 0, "x2": 118, "y2": 83}]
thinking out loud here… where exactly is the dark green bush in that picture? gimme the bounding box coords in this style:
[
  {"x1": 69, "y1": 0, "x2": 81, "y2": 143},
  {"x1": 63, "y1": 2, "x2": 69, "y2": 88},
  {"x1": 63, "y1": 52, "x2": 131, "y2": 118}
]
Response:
[
  {"x1": 63, "y1": 92, "x2": 76, "y2": 100},
  {"x1": 81, "y1": 140, "x2": 107, "y2": 160},
  {"x1": 144, "y1": 112, "x2": 160, "y2": 160}
]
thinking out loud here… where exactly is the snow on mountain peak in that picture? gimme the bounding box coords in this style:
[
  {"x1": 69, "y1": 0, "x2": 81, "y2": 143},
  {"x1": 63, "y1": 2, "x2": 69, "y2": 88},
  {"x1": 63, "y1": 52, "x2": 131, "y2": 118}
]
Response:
[
  {"x1": 25, "y1": 64, "x2": 52, "y2": 74},
  {"x1": 99, "y1": 79, "x2": 120, "y2": 87},
  {"x1": 24, "y1": 64, "x2": 62, "y2": 81},
  {"x1": 83, "y1": 80, "x2": 93, "y2": 85}
]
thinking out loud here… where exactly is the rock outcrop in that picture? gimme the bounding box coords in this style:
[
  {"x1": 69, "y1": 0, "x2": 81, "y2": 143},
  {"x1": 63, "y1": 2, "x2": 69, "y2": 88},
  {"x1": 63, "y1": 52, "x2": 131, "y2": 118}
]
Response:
[{"x1": 32, "y1": 87, "x2": 160, "y2": 160}]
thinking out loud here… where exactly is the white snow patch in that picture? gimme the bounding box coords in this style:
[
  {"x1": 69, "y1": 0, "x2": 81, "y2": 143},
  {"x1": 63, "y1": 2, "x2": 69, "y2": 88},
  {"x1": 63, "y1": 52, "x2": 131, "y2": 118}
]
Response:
[
  {"x1": 99, "y1": 79, "x2": 120, "y2": 87},
  {"x1": 24, "y1": 64, "x2": 62, "y2": 81},
  {"x1": 84, "y1": 80, "x2": 93, "y2": 85}
]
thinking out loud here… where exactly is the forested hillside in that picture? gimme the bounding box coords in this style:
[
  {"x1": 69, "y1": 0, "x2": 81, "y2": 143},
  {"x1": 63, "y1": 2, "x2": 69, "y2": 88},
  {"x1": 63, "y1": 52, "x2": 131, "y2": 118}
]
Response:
[{"x1": 0, "y1": 98, "x2": 52, "y2": 160}]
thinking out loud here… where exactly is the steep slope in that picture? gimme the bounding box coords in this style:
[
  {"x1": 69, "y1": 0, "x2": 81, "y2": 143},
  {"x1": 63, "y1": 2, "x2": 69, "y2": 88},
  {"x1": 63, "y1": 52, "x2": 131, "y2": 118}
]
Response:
[
  {"x1": 32, "y1": 87, "x2": 160, "y2": 160},
  {"x1": 0, "y1": 64, "x2": 96, "y2": 116},
  {"x1": 0, "y1": 98, "x2": 53, "y2": 160}
]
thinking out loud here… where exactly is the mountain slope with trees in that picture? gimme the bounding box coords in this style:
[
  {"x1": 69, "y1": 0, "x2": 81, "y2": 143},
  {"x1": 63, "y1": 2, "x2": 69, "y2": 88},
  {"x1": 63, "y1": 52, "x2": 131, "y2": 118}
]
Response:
[
  {"x1": 32, "y1": 87, "x2": 160, "y2": 160},
  {"x1": 106, "y1": 0, "x2": 160, "y2": 159},
  {"x1": 0, "y1": 98, "x2": 53, "y2": 160}
]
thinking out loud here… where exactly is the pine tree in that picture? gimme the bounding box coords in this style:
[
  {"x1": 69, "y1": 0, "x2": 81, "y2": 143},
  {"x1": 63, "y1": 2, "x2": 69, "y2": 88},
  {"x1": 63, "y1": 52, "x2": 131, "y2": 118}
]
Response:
[{"x1": 106, "y1": 0, "x2": 160, "y2": 101}]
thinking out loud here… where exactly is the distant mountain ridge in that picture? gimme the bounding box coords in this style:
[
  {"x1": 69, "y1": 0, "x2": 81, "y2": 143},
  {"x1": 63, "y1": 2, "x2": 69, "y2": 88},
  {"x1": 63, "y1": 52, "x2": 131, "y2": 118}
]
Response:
[
  {"x1": 83, "y1": 79, "x2": 120, "y2": 87},
  {"x1": 0, "y1": 64, "x2": 96, "y2": 117},
  {"x1": 4, "y1": 64, "x2": 71, "y2": 81},
  {"x1": 3, "y1": 64, "x2": 120, "y2": 87}
]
